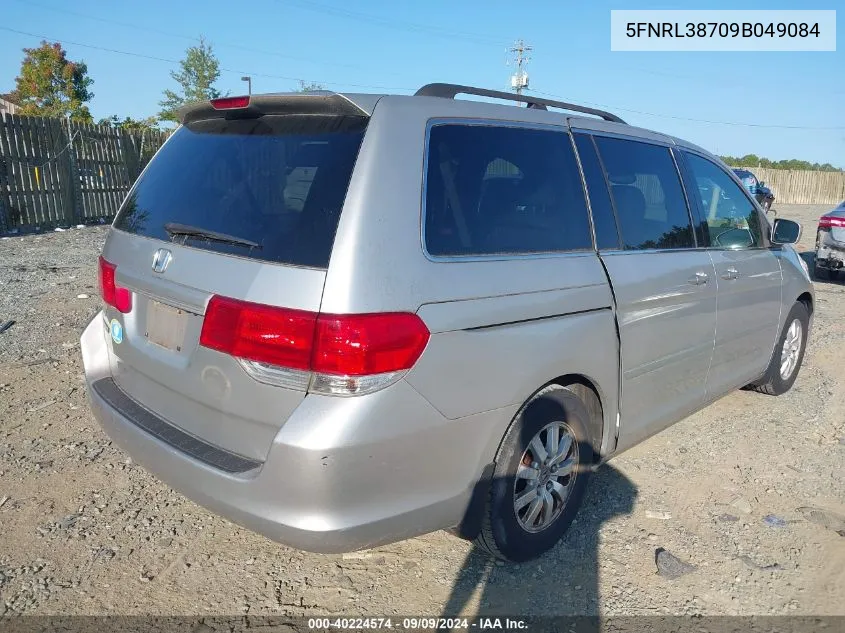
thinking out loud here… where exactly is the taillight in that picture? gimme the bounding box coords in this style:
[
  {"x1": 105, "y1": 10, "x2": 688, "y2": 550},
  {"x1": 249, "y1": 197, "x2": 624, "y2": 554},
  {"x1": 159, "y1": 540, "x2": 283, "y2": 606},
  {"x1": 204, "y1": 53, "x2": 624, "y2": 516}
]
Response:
[
  {"x1": 98, "y1": 256, "x2": 132, "y2": 313},
  {"x1": 199, "y1": 296, "x2": 316, "y2": 370},
  {"x1": 312, "y1": 313, "x2": 430, "y2": 376},
  {"x1": 210, "y1": 96, "x2": 250, "y2": 110},
  {"x1": 819, "y1": 216, "x2": 845, "y2": 230},
  {"x1": 199, "y1": 296, "x2": 430, "y2": 396}
]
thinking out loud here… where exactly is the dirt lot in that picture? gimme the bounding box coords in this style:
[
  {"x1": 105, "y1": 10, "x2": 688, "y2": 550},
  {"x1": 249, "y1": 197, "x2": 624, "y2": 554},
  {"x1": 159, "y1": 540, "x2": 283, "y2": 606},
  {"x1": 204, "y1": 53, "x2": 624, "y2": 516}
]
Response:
[{"x1": 0, "y1": 204, "x2": 843, "y2": 618}]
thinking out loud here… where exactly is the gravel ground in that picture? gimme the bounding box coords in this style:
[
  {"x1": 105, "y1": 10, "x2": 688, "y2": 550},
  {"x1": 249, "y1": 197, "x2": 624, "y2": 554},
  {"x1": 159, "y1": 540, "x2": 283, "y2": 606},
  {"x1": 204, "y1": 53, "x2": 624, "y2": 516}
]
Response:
[{"x1": 0, "y1": 204, "x2": 843, "y2": 617}]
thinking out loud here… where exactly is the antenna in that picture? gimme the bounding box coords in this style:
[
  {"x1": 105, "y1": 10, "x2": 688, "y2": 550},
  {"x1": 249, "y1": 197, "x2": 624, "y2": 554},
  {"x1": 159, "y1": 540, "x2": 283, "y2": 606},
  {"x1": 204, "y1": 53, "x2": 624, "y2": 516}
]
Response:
[{"x1": 508, "y1": 39, "x2": 532, "y2": 95}]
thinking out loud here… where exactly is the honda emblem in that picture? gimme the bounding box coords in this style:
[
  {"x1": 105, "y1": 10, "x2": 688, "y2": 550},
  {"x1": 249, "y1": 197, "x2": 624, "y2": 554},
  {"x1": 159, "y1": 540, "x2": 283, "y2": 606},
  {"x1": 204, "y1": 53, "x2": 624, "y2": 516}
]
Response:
[{"x1": 151, "y1": 248, "x2": 172, "y2": 274}]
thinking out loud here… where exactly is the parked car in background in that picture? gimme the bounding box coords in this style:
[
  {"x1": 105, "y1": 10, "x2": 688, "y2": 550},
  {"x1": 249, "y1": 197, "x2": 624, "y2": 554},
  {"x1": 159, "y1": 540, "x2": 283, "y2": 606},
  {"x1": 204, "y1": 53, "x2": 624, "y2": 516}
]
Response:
[
  {"x1": 814, "y1": 201, "x2": 845, "y2": 280},
  {"x1": 81, "y1": 84, "x2": 813, "y2": 563},
  {"x1": 732, "y1": 168, "x2": 775, "y2": 212}
]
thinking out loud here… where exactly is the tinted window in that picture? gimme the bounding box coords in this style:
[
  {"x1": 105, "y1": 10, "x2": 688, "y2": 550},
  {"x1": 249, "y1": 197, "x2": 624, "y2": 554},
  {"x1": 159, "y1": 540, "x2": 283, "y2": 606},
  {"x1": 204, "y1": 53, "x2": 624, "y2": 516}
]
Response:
[
  {"x1": 688, "y1": 153, "x2": 762, "y2": 249},
  {"x1": 594, "y1": 137, "x2": 694, "y2": 250},
  {"x1": 113, "y1": 115, "x2": 367, "y2": 269},
  {"x1": 424, "y1": 124, "x2": 592, "y2": 257},
  {"x1": 574, "y1": 133, "x2": 619, "y2": 250}
]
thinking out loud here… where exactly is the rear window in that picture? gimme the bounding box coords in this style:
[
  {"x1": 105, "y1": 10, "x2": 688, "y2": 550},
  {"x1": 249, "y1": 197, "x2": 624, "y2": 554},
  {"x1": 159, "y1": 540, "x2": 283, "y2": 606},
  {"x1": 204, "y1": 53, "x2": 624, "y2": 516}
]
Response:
[
  {"x1": 114, "y1": 115, "x2": 367, "y2": 269},
  {"x1": 424, "y1": 123, "x2": 592, "y2": 257}
]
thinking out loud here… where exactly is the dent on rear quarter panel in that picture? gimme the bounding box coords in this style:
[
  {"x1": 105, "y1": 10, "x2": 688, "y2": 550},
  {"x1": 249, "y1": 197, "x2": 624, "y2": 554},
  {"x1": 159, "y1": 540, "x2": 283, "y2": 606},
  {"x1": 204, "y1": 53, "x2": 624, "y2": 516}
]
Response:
[
  {"x1": 407, "y1": 304, "x2": 617, "y2": 419},
  {"x1": 406, "y1": 276, "x2": 619, "y2": 461}
]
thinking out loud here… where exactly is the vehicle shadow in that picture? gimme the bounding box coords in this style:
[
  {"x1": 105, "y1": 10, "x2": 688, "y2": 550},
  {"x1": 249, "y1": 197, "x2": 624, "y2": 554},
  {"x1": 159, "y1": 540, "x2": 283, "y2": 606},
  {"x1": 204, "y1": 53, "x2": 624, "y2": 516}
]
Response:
[{"x1": 440, "y1": 463, "x2": 637, "y2": 622}]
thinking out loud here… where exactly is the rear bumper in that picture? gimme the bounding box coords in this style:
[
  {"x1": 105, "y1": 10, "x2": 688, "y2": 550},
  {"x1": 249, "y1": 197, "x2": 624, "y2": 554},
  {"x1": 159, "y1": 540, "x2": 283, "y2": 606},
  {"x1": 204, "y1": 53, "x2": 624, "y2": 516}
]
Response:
[
  {"x1": 816, "y1": 237, "x2": 845, "y2": 269},
  {"x1": 80, "y1": 314, "x2": 507, "y2": 553}
]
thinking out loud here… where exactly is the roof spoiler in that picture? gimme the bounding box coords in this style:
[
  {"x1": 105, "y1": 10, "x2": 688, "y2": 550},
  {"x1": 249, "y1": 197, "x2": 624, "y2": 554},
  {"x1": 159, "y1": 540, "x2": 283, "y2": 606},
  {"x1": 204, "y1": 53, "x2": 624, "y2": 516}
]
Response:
[
  {"x1": 415, "y1": 83, "x2": 626, "y2": 124},
  {"x1": 178, "y1": 93, "x2": 370, "y2": 125}
]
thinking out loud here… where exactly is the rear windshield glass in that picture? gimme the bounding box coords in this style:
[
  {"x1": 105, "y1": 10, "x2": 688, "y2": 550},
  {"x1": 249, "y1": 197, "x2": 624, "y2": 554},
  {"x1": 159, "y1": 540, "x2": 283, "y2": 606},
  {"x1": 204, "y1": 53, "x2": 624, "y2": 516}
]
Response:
[{"x1": 113, "y1": 115, "x2": 367, "y2": 268}]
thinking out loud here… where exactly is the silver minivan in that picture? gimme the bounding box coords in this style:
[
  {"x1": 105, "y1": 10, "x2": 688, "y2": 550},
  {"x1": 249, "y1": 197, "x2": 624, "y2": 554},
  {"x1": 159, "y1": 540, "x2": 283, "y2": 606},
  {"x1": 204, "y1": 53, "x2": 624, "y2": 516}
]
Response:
[{"x1": 81, "y1": 84, "x2": 813, "y2": 562}]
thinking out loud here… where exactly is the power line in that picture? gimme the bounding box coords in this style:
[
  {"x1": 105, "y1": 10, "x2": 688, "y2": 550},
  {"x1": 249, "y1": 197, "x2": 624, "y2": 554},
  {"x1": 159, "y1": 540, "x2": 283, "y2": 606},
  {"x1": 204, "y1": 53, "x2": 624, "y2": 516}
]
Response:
[
  {"x1": 4, "y1": 25, "x2": 838, "y2": 132},
  {"x1": 532, "y1": 90, "x2": 845, "y2": 131},
  {"x1": 12, "y1": 0, "x2": 399, "y2": 76},
  {"x1": 0, "y1": 26, "x2": 414, "y2": 93},
  {"x1": 25, "y1": 0, "x2": 767, "y2": 94},
  {"x1": 275, "y1": 0, "x2": 511, "y2": 47}
]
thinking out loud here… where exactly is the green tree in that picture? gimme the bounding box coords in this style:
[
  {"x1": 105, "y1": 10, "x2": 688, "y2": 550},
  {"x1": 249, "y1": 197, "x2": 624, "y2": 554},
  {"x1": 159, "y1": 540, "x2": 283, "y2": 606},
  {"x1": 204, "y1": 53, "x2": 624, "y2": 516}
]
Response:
[
  {"x1": 98, "y1": 114, "x2": 160, "y2": 133},
  {"x1": 297, "y1": 80, "x2": 326, "y2": 92},
  {"x1": 159, "y1": 37, "x2": 221, "y2": 122},
  {"x1": 719, "y1": 154, "x2": 842, "y2": 172},
  {"x1": 9, "y1": 41, "x2": 94, "y2": 122}
]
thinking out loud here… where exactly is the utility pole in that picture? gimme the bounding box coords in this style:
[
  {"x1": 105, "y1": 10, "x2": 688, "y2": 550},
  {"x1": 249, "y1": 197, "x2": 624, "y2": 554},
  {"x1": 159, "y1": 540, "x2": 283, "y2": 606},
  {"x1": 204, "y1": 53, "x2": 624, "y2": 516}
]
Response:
[{"x1": 508, "y1": 39, "x2": 532, "y2": 95}]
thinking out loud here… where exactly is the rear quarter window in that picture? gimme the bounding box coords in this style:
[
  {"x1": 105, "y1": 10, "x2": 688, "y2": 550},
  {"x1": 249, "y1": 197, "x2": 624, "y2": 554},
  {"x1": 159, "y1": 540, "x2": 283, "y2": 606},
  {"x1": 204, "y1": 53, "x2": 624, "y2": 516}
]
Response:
[
  {"x1": 424, "y1": 123, "x2": 593, "y2": 257},
  {"x1": 113, "y1": 115, "x2": 367, "y2": 269}
]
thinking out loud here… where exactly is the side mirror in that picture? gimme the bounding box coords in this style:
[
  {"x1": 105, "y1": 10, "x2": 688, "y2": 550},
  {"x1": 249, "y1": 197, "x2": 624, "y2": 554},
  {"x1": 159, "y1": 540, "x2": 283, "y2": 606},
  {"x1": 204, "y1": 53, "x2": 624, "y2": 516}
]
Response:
[{"x1": 771, "y1": 218, "x2": 801, "y2": 245}]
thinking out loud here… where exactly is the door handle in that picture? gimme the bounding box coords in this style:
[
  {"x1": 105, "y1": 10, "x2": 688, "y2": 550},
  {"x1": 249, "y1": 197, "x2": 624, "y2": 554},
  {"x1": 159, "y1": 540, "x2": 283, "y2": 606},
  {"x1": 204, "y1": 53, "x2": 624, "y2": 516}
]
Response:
[
  {"x1": 721, "y1": 268, "x2": 739, "y2": 280},
  {"x1": 688, "y1": 271, "x2": 709, "y2": 285}
]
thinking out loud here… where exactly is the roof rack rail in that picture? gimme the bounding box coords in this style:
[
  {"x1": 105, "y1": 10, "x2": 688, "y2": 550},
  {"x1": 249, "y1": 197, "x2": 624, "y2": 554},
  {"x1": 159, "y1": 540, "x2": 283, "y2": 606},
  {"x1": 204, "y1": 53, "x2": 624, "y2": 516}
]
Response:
[{"x1": 414, "y1": 83, "x2": 626, "y2": 124}]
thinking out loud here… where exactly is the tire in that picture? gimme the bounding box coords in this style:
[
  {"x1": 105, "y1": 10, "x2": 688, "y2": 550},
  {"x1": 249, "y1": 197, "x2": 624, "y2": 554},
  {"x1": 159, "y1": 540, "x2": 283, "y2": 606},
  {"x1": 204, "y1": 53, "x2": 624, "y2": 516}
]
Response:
[
  {"x1": 474, "y1": 385, "x2": 594, "y2": 562},
  {"x1": 748, "y1": 301, "x2": 810, "y2": 396},
  {"x1": 814, "y1": 261, "x2": 829, "y2": 281}
]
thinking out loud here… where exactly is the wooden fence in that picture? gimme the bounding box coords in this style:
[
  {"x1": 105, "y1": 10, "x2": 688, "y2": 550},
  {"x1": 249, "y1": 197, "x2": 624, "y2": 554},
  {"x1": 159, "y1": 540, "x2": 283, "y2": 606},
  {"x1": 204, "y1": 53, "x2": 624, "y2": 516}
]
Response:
[
  {"x1": 1, "y1": 113, "x2": 842, "y2": 234},
  {"x1": 746, "y1": 168, "x2": 845, "y2": 206},
  {"x1": 0, "y1": 113, "x2": 169, "y2": 234},
  {"x1": 485, "y1": 159, "x2": 843, "y2": 207}
]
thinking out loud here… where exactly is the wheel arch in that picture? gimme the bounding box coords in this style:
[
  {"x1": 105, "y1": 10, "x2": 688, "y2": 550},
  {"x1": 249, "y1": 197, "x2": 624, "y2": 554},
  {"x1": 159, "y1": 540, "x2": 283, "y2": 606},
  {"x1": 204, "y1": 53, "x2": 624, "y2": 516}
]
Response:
[
  {"x1": 492, "y1": 373, "x2": 608, "y2": 468},
  {"x1": 453, "y1": 372, "x2": 606, "y2": 543},
  {"x1": 797, "y1": 291, "x2": 813, "y2": 317},
  {"x1": 547, "y1": 374, "x2": 606, "y2": 461}
]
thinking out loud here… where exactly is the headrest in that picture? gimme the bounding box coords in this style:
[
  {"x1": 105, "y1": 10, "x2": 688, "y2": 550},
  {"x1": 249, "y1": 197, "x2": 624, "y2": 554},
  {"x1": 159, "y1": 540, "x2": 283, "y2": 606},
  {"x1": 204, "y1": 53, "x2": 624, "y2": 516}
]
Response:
[{"x1": 611, "y1": 184, "x2": 646, "y2": 216}]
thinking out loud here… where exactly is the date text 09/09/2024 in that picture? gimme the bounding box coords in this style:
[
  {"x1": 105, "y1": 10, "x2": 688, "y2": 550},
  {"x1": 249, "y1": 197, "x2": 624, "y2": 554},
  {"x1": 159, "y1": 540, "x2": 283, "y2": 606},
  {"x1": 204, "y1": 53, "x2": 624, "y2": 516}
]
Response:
[
  {"x1": 626, "y1": 22, "x2": 821, "y2": 38},
  {"x1": 307, "y1": 618, "x2": 528, "y2": 630}
]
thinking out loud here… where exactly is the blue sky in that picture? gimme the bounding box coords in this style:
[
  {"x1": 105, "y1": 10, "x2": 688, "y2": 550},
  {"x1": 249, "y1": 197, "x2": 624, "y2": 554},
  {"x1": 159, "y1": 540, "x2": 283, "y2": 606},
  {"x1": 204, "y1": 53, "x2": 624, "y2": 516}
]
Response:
[{"x1": 2, "y1": 0, "x2": 842, "y2": 165}]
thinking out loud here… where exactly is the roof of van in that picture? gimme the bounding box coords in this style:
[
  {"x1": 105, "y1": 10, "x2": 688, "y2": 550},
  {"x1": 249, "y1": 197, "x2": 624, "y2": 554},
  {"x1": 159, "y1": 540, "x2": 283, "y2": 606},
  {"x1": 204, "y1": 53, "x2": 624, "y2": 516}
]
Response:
[{"x1": 178, "y1": 86, "x2": 718, "y2": 164}]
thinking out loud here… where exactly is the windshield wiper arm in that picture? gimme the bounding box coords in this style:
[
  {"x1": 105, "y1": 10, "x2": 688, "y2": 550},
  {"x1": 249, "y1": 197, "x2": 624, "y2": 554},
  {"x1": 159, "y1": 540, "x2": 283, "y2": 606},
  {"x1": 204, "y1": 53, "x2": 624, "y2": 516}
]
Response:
[{"x1": 164, "y1": 222, "x2": 261, "y2": 249}]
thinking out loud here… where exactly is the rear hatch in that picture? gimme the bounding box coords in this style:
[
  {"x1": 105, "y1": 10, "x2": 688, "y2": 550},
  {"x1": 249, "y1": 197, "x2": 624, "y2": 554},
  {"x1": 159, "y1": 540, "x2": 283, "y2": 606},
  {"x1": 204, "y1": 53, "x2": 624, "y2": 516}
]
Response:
[{"x1": 100, "y1": 95, "x2": 369, "y2": 463}]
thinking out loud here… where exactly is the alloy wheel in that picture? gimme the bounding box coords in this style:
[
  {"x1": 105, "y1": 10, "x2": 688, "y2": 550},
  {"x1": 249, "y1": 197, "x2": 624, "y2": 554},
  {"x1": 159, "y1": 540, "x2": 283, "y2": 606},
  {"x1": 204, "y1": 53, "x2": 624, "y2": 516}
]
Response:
[{"x1": 513, "y1": 421, "x2": 579, "y2": 533}]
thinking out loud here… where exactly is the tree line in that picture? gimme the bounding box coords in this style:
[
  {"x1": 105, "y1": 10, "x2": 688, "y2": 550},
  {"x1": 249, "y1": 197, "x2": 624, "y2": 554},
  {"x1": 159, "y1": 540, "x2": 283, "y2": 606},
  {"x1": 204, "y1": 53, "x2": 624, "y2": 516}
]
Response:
[
  {"x1": 2, "y1": 38, "x2": 842, "y2": 172},
  {"x1": 719, "y1": 154, "x2": 842, "y2": 173},
  {"x1": 3, "y1": 38, "x2": 324, "y2": 133}
]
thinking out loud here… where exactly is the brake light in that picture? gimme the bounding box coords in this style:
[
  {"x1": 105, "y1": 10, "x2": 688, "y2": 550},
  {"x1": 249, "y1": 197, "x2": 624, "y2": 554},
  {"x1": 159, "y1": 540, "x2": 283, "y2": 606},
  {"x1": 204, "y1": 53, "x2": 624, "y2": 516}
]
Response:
[
  {"x1": 199, "y1": 296, "x2": 316, "y2": 370},
  {"x1": 210, "y1": 96, "x2": 250, "y2": 110},
  {"x1": 199, "y1": 296, "x2": 430, "y2": 395},
  {"x1": 819, "y1": 216, "x2": 845, "y2": 230},
  {"x1": 312, "y1": 313, "x2": 430, "y2": 376},
  {"x1": 98, "y1": 256, "x2": 132, "y2": 313}
]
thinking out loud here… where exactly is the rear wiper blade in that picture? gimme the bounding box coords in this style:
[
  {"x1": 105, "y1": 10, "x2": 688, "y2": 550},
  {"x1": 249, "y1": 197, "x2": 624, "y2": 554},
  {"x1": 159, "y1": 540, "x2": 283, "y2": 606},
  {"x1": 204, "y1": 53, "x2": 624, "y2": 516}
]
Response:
[{"x1": 164, "y1": 222, "x2": 261, "y2": 249}]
